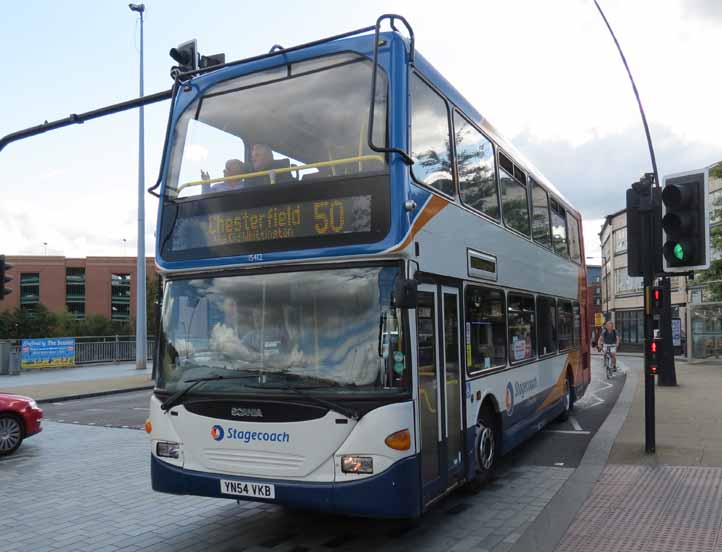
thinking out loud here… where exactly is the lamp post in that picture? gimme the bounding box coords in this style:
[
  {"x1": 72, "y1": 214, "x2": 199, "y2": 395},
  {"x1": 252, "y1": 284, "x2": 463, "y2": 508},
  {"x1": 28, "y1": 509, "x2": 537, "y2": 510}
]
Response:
[
  {"x1": 122, "y1": 238, "x2": 127, "y2": 256},
  {"x1": 43, "y1": 242, "x2": 47, "y2": 256},
  {"x1": 129, "y1": 3, "x2": 147, "y2": 370}
]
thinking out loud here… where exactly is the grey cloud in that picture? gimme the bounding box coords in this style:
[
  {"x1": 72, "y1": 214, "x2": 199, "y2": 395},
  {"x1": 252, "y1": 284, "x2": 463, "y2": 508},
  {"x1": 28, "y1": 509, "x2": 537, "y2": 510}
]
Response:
[
  {"x1": 684, "y1": 0, "x2": 722, "y2": 20},
  {"x1": 512, "y1": 125, "x2": 721, "y2": 221}
]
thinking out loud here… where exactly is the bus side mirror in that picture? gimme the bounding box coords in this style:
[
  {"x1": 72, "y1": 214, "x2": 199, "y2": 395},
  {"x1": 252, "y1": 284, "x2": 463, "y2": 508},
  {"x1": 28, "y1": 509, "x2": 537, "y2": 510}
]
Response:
[{"x1": 393, "y1": 279, "x2": 418, "y2": 309}]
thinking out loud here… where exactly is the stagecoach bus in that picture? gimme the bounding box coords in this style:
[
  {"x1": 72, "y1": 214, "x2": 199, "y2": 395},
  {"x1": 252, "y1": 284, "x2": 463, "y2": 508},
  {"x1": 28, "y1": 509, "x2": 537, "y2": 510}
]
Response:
[{"x1": 147, "y1": 16, "x2": 591, "y2": 518}]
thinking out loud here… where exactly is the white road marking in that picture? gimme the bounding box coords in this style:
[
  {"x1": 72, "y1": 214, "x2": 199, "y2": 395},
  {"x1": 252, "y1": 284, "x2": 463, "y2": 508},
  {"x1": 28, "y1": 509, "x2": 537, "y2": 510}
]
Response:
[
  {"x1": 569, "y1": 416, "x2": 583, "y2": 432},
  {"x1": 545, "y1": 430, "x2": 591, "y2": 435},
  {"x1": 132, "y1": 407, "x2": 149, "y2": 411}
]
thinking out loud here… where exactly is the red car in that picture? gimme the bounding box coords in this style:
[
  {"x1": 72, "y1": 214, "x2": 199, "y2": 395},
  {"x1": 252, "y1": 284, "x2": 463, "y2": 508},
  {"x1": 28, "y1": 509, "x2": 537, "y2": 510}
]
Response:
[{"x1": 0, "y1": 393, "x2": 43, "y2": 456}]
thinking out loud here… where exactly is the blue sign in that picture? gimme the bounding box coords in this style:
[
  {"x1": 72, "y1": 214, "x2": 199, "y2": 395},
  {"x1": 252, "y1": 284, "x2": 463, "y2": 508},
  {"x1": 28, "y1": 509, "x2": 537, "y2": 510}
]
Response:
[
  {"x1": 672, "y1": 318, "x2": 682, "y2": 347},
  {"x1": 21, "y1": 338, "x2": 76, "y2": 369}
]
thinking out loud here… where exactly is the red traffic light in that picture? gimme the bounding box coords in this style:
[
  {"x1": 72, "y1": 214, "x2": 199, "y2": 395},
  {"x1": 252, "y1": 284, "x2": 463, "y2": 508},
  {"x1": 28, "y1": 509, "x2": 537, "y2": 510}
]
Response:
[
  {"x1": 651, "y1": 341, "x2": 657, "y2": 354},
  {"x1": 649, "y1": 364, "x2": 658, "y2": 375}
]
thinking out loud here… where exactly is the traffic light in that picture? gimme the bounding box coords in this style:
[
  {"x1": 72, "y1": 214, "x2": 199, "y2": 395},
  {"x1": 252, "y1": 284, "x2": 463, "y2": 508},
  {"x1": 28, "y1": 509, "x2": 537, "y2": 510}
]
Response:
[
  {"x1": 0, "y1": 255, "x2": 13, "y2": 298},
  {"x1": 661, "y1": 169, "x2": 710, "y2": 272},
  {"x1": 647, "y1": 337, "x2": 661, "y2": 376},
  {"x1": 651, "y1": 286, "x2": 663, "y2": 313},
  {"x1": 169, "y1": 39, "x2": 198, "y2": 78},
  {"x1": 626, "y1": 174, "x2": 662, "y2": 277}
]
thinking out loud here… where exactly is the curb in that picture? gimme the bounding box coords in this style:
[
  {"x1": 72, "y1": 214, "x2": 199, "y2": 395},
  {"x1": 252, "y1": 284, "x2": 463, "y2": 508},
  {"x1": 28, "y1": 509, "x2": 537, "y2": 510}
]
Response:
[
  {"x1": 37, "y1": 385, "x2": 154, "y2": 404},
  {"x1": 510, "y1": 359, "x2": 641, "y2": 552}
]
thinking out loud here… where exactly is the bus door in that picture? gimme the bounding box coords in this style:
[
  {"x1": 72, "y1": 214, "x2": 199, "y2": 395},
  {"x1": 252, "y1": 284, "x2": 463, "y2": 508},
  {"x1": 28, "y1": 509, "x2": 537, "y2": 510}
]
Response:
[{"x1": 416, "y1": 284, "x2": 464, "y2": 504}]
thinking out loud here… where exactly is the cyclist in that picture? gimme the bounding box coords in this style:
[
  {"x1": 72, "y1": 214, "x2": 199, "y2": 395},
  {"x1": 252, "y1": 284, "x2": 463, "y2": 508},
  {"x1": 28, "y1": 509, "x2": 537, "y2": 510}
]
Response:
[{"x1": 597, "y1": 320, "x2": 620, "y2": 371}]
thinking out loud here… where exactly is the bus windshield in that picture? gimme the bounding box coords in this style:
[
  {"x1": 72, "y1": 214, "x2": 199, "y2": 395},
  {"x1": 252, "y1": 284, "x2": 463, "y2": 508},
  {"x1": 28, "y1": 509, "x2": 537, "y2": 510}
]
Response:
[
  {"x1": 157, "y1": 266, "x2": 408, "y2": 397},
  {"x1": 167, "y1": 52, "x2": 388, "y2": 199}
]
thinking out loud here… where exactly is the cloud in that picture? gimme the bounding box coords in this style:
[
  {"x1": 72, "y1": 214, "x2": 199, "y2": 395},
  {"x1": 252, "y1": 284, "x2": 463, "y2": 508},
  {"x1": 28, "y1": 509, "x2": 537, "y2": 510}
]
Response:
[
  {"x1": 684, "y1": 0, "x2": 722, "y2": 20},
  {"x1": 513, "y1": 124, "x2": 721, "y2": 222}
]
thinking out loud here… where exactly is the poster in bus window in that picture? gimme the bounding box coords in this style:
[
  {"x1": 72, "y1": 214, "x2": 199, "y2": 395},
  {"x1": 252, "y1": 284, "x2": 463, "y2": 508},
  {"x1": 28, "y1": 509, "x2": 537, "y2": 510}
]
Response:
[{"x1": 21, "y1": 338, "x2": 75, "y2": 369}]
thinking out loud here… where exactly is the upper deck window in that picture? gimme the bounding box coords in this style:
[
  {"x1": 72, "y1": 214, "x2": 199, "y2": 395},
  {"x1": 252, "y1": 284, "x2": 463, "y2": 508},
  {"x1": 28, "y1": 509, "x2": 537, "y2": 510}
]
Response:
[
  {"x1": 410, "y1": 74, "x2": 454, "y2": 197},
  {"x1": 499, "y1": 153, "x2": 530, "y2": 236},
  {"x1": 531, "y1": 179, "x2": 552, "y2": 248},
  {"x1": 454, "y1": 112, "x2": 499, "y2": 219},
  {"x1": 168, "y1": 53, "x2": 388, "y2": 199},
  {"x1": 550, "y1": 199, "x2": 569, "y2": 257}
]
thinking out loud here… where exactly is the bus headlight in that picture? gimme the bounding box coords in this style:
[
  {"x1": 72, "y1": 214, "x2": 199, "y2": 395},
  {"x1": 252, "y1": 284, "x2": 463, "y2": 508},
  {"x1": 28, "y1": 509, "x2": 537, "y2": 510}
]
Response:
[
  {"x1": 341, "y1": 455, "x2": 373, "y2": 474},
  {"x1": 156, "y1": 441, "x2": 181, "y2": 459}
]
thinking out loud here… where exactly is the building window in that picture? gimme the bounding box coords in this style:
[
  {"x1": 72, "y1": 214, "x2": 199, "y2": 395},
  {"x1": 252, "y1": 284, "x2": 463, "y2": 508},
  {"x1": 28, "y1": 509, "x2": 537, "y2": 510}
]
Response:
[
  {"x1": 507, "y1": 293, "x2": 536, "y2": 363},
  {"x1": 617, "y1": 310, "x2": 644, "y2": 349},
  {"x1": 454, "y1": 112, "x2": 499, "y2": 219},
  {"x1": 614, "y1": 227, "x2": 627, "y2": 254},
  {"x1": 111, "y1": 273, "x2": 131, "y2": 321},
  {"x1": 615, "y1": 269, "x2": 643, "y2": 295},
  {"x1": 20, "y1": 273, "x2": 40, "y2": 311},
  {"x1": 66, "y1": 268, "x2": 85, "y2": 320},
  {"x1": 465, "y1": 285, "x2": 506, "y2": 372},
  {"x1": 410, "y1": 74, "x2": 454, "y2": 197},
  {"x1": 558, "y1": 300, "x2": 573, "y2": 351},
  {"x1": 537, "y1": 296, "x2": 557, "y2": 356}
]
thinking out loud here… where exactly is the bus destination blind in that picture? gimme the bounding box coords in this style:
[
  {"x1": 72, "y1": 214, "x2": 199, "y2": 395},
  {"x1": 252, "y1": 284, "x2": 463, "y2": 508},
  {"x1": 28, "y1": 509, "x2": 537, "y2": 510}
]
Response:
[{"x1": 171, "y1": 195, "x2": 372, "y2": 251}]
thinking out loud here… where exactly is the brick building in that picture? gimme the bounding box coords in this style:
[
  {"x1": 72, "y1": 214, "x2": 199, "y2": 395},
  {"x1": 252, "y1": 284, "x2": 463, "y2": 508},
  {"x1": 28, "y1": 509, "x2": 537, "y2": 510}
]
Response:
[{"x1": 0, "y1": 256, "x2": 157, "y2": 321}]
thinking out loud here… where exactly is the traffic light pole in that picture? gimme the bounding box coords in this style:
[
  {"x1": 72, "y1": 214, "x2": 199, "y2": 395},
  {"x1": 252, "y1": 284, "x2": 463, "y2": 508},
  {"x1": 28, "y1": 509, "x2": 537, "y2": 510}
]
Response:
[
  {"x1": 637, "y1": 178, "x2": 656, "y2": 454},
  {"x1": 658, "y1": 276, "x2": 677, "y2": 386}
]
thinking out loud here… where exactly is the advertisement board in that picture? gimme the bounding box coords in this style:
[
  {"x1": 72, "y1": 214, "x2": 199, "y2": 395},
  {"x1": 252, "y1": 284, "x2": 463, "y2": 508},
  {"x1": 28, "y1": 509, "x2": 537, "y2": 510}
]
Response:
[{"x1": 21, "y1": 338, "x2": 76, "y2": 369}]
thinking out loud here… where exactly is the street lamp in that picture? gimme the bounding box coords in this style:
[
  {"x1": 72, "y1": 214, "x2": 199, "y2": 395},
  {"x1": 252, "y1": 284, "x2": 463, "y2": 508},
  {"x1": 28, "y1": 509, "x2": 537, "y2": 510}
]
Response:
[
  {"x1": 129, "y1": 3, "x2": 147, "y2": 370},
  {"x1": 43, "y1": 242, "x2": 47, "y2": 256},
  {"x1": 122, "y1": 238, "x2": 127, "y2": 256}
]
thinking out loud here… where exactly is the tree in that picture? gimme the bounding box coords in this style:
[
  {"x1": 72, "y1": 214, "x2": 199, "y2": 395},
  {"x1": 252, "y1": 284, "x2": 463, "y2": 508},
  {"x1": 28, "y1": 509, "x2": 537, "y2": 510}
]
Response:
[{"x1": 694, "y1": 162, "x2": 722, "y2": 300}]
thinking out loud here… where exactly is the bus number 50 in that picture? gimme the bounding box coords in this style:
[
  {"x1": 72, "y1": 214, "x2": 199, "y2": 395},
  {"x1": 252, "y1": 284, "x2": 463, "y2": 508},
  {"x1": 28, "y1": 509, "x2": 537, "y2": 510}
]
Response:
[{"x1": 314, "y1": 201, "x2": 345, "y2": 234}]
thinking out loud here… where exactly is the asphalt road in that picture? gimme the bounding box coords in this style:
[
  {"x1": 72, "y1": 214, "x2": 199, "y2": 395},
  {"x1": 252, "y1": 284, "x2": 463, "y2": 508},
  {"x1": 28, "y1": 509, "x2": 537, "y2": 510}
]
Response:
[{"x1": 41, "y1": 355, "x2": 625, "y2": 470}]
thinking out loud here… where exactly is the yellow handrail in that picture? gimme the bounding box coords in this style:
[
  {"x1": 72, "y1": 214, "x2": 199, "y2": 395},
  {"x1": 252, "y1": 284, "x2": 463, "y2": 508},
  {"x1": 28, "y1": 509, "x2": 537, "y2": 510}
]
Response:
[{"x1": 176, "y1": 154, "x2": 385, "y2": 194}]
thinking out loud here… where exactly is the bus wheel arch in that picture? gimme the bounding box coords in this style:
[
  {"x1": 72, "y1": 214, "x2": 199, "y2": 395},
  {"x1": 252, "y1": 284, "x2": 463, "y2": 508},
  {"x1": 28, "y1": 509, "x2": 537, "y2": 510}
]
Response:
[{"x1": 467, "y1": 396, "x2": 500, "y2": 492}]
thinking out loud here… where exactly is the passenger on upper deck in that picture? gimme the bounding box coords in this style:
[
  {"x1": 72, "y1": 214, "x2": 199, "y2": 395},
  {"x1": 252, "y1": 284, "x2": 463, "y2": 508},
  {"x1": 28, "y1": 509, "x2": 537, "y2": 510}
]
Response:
[{"x1": 202, "y1": 143, "x2": 295, "y2": 193}]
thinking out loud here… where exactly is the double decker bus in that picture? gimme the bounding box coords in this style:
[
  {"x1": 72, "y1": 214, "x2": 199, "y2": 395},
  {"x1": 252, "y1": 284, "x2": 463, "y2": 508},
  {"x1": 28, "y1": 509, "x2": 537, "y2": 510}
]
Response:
[{"x1": 147, "y1": 16, "x2": 591, "y2": 518}]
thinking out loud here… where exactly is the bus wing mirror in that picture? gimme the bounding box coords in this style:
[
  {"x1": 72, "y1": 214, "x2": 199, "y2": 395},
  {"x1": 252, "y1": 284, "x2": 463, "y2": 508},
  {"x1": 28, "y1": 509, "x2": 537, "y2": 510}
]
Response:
[{"x1": 393, "y1": 278, "x2": 418, "y2": 309}]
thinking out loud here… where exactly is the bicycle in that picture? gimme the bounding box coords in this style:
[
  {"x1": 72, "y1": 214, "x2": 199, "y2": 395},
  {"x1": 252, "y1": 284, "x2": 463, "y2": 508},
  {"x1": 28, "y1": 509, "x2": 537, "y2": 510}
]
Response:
[{"x1": 602, "y1": 344, "x2": 617, "y2": 379}]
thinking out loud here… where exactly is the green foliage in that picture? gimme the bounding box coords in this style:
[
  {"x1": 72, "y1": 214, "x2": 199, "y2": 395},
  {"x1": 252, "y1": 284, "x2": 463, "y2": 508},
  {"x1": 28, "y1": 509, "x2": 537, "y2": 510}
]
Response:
[
  {"x1": 695, "y1": 186, "x2": 722, "y2": 300},
  {"x1": 0, "y1": 305, "x2": 132, "y2": 340}
]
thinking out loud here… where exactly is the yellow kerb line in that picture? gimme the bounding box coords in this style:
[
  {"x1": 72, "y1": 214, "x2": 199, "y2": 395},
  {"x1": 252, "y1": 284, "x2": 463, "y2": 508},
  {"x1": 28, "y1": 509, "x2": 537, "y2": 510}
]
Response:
[{"x1": 177, "y1": 154, "x2": 385, "y2": 193}]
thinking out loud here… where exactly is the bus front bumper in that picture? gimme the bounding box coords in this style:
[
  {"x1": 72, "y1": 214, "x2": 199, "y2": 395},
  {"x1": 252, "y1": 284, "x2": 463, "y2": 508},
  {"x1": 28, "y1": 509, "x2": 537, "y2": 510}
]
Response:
[{"x1": 151, "y1": 454, "x2": 421, "y2": 518}]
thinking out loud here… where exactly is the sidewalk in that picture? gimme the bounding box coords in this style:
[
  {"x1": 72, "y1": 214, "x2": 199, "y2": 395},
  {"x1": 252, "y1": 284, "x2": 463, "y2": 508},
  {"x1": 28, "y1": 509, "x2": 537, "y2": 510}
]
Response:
[
  {"x1": 0, "y1": 362, "x2": 153, "y2": 401},
  {"x1": 555, "y1": 359, "x2": 722, "y2": 551}
]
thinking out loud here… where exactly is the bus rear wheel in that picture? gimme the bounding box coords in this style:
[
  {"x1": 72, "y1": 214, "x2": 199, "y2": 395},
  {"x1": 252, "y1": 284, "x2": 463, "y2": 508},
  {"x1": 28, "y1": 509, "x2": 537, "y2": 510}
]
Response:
[
  {"x1": 467, "y1": 408, "x2": 497, "y2": 493},
  {"x1": 557, "y1": 376, "x2": 573, "y2": 422}
]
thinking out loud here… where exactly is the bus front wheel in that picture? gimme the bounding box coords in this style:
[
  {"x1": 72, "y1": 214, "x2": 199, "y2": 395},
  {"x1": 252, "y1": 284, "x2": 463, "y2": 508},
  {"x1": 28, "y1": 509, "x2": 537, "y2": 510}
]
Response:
[{"x1": 467, "y1": 407, "x2": 497, "y2": 493}]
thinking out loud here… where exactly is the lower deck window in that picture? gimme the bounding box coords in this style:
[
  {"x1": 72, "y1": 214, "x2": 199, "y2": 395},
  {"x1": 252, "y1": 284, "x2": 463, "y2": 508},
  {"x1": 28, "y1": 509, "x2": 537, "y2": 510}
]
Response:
[
  {"x1": 465, "y1": 285, "x2": 506, "y2": 371},
  {"x1": 558, "y1": 300, "x2": 573, "y2": 351},
  {"x1": 507, "y1": 294, "x2": 536, "y2": 363}
]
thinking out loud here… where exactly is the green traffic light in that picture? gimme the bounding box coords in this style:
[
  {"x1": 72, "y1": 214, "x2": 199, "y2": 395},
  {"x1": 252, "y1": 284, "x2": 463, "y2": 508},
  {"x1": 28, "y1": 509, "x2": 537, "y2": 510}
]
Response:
[{"x1": 673, "y1": 243, "x2": 684, "y2": 261}]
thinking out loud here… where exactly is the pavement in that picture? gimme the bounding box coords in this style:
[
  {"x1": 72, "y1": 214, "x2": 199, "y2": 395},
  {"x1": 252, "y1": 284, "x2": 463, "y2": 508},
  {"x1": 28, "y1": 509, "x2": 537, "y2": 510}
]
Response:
[
  {"x1": 515, "y1": 357, "x2": 722, "y2": 552},
  {"x1": 0, "y1": 361, "x2": 153, "y2": 401}
]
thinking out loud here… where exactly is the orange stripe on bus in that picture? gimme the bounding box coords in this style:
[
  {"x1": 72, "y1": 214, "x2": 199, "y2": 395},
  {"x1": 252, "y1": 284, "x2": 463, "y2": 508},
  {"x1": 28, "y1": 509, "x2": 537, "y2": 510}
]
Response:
[{"x1": 391, "y1": 195, "x2": 449, "y2": 252}]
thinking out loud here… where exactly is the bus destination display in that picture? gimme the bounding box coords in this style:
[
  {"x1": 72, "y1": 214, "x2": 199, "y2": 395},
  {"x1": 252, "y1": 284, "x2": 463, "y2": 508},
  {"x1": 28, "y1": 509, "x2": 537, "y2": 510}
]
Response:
[{"x1": 171, "y1": 195, "x2": 372, "y2": 251}]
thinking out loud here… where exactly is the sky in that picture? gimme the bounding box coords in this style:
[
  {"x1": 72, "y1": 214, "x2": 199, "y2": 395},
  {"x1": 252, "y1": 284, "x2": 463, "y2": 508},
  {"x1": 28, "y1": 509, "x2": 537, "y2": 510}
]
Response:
[{"x1": 1, "y1": 0, "x2": 721, "y2": 264}]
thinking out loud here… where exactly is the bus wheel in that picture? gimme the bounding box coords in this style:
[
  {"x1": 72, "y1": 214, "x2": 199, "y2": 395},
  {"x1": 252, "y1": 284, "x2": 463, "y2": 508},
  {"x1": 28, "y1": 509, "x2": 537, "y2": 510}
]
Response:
[
  {"x1": 467, "y1": 408, "x2": 497, "y2": 493},
  {"x1": 557, "y1": 376, "x2": 573, "y2": 422}
]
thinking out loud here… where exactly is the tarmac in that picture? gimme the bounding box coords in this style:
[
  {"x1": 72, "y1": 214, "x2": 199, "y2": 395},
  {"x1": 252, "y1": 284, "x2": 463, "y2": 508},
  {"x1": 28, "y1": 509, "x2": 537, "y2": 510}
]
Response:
[{"x1": 2, "y1": 356, "x2": 722, "y2": 552}]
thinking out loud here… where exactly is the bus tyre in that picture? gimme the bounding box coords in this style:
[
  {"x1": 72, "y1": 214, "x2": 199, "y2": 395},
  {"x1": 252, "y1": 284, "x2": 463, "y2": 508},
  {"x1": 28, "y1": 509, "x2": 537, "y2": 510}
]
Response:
[
  {"x1": 557, "y1": 376, "x2": 573, "y2": 422},
  {"x1": 467, "y1": 408, "x2": 497, "y2": 493}
]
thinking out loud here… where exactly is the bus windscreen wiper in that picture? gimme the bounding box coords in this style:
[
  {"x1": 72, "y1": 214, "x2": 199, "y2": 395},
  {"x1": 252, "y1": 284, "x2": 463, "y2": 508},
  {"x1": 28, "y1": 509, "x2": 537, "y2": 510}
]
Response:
[
  {"x1": 245, "y1": 382, "x2": 360, "y2": 420},
  {"x1": 160, "y1": 373, "x2": 260, "y2": 412}
]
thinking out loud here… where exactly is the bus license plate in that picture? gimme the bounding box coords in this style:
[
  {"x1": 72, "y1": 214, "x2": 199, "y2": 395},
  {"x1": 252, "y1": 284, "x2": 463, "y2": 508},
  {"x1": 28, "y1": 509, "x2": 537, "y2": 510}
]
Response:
[{"x1": 220, "y1": 479, "x2": 275, "y2": 499}]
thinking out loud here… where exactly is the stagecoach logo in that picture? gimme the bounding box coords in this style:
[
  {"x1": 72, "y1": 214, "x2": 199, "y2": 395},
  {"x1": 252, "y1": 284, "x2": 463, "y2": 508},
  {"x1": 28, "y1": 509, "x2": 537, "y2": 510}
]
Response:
[
  {"x1": 231, "y1": 408, "x2": 263, "y2": 418},
  {"x1": 505, "y1": 382, "x2": 515, "y2": 416},
  {"x1": 211, "y1": 425, "x2": 225, "y2": 441}
]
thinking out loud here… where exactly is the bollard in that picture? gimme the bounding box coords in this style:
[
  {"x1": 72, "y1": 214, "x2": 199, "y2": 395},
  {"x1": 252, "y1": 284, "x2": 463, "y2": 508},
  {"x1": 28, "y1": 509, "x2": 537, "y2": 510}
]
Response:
[{"x1": 8, "y1": 349, "x2": 21, "y2": 375}]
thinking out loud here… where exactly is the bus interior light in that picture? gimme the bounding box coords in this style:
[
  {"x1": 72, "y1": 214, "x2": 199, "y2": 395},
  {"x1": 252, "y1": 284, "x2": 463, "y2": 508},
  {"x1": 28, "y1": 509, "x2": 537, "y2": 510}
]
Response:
[
  {"x1": 384, "y1": 429, "x2": 411, "y2": 451},
  {"x1": 157, "y1": 441, "x2": 181, "y2": 459},
  {"x1": 341, "y1": 455, "x2": 373, "y2": 474}
]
